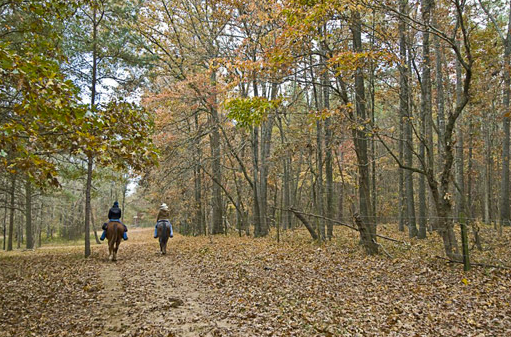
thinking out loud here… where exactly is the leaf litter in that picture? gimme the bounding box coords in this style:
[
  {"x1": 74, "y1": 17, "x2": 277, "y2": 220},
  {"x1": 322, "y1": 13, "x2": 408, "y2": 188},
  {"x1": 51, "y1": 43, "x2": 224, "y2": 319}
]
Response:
[{"x1": 0, "y1": 226, "x2": 510, "y2": 336}]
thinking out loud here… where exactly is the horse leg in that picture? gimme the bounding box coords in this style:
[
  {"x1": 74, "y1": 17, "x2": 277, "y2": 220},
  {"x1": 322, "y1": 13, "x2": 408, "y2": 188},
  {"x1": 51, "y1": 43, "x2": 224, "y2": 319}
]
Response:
[
  {"x1": 108, "y1": 243, "x2": 113, "y2": 261},
  {"x1": 113, "y1": 241, "x2": 119, "y2": 261}
]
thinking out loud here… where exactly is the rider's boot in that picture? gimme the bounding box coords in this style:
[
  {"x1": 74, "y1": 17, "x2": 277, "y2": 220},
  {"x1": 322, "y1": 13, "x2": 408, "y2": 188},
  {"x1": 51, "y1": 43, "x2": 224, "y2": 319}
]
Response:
[
  {"x1": 154, "y1": 227, "x2": 158, "y2": 238},
  {"x1": 123, "y1": 231, "x2": 128, "y2": 240},
  {"x1": 100, "y1": 230, "x2": 106, "y2": 241}
]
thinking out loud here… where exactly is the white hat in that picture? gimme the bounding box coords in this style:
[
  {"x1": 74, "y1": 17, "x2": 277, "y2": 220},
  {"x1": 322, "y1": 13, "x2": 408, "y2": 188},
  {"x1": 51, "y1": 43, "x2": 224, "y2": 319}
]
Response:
[{"x1": 160, "y1": 203, "x2": 168, "y2": 211}]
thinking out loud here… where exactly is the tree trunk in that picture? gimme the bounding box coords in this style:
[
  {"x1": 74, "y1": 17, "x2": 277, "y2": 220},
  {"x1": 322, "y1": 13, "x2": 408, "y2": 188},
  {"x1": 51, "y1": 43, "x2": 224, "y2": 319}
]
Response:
[
  {"x1": 501, "y1": 3, "x2": 511, "y2": 227},
  {"x1": 351, "y1": 11, "x2": 377, "y2": 254},
  {"x1": 90, "y1": 207, "x2": 100, "y2": 244},
  {"x1": 467, "y1": 120, "x2": 473, "y2": 217},
  {"x1": 484, "y1": 115, "x2": 493, "y2": 224},
  {"x1": 400, "y1": 0, "x2": 417, "y2": 237},
  {"x1": 25, "y1": 178, "x2": 33, "y2": 250},
  {"x1": 7, "y1": 173, "x2": 16, "y2": 251},
  {"x1": 321, "y1": 25, "x2": 334, "y2": 240},
  {"x1": 194, "y1": 113, "x2": 204, "y2": 235},
  {"x1": 455, "y1": 46, "x2": 465, "y2": 221},
  {"x1": 84, "y1": 5, "x2": 97, "y2": 258},
  {"x1": 252, "y1": 125, "x2": 262, "y2": 236},
  {"x1": 84, "y1": 155, "x2": 93, "y2": 257},
  {"x1": 291, "y1": 209, "x2": 318, "y2": 240},
  {"x1": 418, "y1": 0, "x2": 433, "y2": 239},
  {"x1": 209, "y1": 70, "x2": 224, "y2": 235},
  {"x1": 37, "y1": 202, "x2": 43, "y2": 248},
  {"x1": 278, "y1": 115, "x2": 292, "y2": 231},
  {"x1": 3, "y1": 197, "x2": 7, "y2": 250},
  {"x1": 259, "y1": 108, "x2": 275, "y2": 237},
  {"x1": 121, "y1": 178, "x2": 127, "y2": 223},
  {"x1": 433, "y1": 14, "x2": 446, "y2": 173},
  {"x1": 316, "y1": 119, "x2": 325, "y2": 240}
]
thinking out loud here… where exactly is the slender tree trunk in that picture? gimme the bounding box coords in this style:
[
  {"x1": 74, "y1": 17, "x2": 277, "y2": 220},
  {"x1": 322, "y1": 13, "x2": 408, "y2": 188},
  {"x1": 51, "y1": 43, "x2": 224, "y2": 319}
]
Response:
[
  {"x1": 484, "y1": 115, "x2": 493, "y2": 224},
  {"x1": 209, "y1": 70, "x2": 224, "y2": 235},
  {"x1": 398, "y1": 84, "x2": 405, "y2": 232},
  {"x1": 501, "y1": 3, "x2": 511, "y2": 227},
  {"x1": 37, "y1": 202, "x2": 43, "y2": 248},
  {"x1": 400, "y1": 0, "x2": 417, "y2": 237},
  {"x1": 467, "y1": 120, "x2": 473, "y2": 219},
  {"x1": 309, "y1": 53, "x2": 324, "y2": 241},
  {"x1": 455, "y1": 46, "x2": 465, "y2": 221},
  {"x1": 351, "y1": 11, "x2": 377, "y2": 254},
  {"x1": 194, "y1": 113, "x2": 204, "y2": 235},
  {"x1": 418, "y1": 0, "x2": 433, "y2": 239},
  {"x1": 84, "y1": 155, "x2": 93, "y2": 257},
  {"x1": 83, "y1": 4, "x2": 98, "y2": 258},
  {"x1": 121, "y1": 178, "x2": 127, "y2": 223},
  {"x1": 7, "y1": 173, "x2": 16, "y2": 251},
  {"x1": 278, "y1": 115, "x2": 292, "y2": 230},
  {"x1": 316, "y1": 119, "x2": 325, "y2": 240},
  {"x1": 3, "y1": 197, "x2": 7, "y2": 250},
  {"x1": 433, "y1": 14, "x2": 446, "y2": 174},
  {"x1": 252, "y1": 125, "x2": 262, "y2": 236},
  {"x1": 259, "y1": 91, "x2": 276, "y2": 237},
  {"x1": 369, "y1": 13, "x2": 377, "y2": 227},
  {"x1": 17, "y1": 216, "x2": 21, "y2": 249},
  {"x1": 337, "y1": 151, "x2": 345, "y2": 223},
  {"x1": 321, "y1": 29, "x2": 334, "y2": 239},
  {"x1": 25, "y1": 178, "x2": 33, "y2": 250},
  {"x1": 90, "y1": 207, "x2": 100, "y2": 244}
]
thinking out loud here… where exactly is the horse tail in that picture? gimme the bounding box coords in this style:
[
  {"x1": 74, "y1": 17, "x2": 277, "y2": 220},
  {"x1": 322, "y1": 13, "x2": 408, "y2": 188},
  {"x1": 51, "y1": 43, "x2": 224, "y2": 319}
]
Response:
[
  {"x1": 112, "y1": 222, "x2": 118, "y2": 244},
  {"x1": 160, "y1": 221, "x2": 166, "y2": 244}
]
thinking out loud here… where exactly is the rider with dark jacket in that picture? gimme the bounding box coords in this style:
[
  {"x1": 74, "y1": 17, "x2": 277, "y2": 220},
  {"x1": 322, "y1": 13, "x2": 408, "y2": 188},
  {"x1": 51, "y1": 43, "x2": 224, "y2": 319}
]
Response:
[{"x1": 100, "y1": 201, "x2": 128, "y2": 241}]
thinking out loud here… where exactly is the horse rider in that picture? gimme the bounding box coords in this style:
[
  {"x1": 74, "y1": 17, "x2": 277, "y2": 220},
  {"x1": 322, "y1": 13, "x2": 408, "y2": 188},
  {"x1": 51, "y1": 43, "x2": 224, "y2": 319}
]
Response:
[
  {"x1": 100, "y1": 201, "x2": 128, "y2": 241},
  {"x1": 154, "y1": 203, "x2": 173, "y2": 238}
]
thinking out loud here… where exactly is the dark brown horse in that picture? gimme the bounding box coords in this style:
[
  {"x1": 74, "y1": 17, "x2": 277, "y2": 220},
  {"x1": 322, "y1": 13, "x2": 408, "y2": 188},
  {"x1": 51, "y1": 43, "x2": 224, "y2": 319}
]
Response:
[
  {"x1": 156, "y1": 220, "x2": 172, "y2": 254},
  {"x1": 106, "y1": 221, "x2": 124, "y2": 261}
]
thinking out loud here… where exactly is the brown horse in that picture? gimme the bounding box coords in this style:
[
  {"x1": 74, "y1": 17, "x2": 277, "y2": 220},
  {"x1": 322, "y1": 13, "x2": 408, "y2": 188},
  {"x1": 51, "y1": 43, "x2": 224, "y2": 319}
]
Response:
[
  {"x1": 106, "y1": 221, "x2": 124, "y2": 261},
  {"x1": 156, "y1": 220, "x2": 172, "y2": 254}
]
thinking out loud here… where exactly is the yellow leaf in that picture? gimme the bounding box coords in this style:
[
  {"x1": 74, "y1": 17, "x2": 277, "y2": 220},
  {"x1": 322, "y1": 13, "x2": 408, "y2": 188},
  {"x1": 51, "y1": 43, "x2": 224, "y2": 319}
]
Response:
[{"x1": 461, "y1": 278, "x2": 469, "y2": 285}]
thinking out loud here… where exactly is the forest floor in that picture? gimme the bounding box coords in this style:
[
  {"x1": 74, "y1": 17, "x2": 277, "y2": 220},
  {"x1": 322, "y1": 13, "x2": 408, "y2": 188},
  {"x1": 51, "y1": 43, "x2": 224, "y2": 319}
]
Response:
[{"x1": 1, "y1": 225, "x2": 511, "y2": 337}]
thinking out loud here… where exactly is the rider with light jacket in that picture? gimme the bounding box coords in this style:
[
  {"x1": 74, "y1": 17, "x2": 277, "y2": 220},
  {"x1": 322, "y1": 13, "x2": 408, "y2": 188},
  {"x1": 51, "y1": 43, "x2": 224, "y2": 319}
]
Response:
[{"x1": 154, "y1": 203, "x2": 173, "y2": 238}]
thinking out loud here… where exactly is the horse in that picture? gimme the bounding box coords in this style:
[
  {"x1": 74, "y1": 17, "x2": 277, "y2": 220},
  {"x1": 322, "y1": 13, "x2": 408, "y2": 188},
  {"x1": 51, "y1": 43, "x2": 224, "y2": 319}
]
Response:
[
  {"x1": 156, "y1": 220, "x2": 172, "y2": 255},
  {"x1": 106, "y1": 221, "x2": 124, "y2": 261}
]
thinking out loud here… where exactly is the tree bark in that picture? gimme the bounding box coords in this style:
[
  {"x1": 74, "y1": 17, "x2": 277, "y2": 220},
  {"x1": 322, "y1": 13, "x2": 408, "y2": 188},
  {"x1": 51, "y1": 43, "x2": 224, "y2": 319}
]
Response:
[
  {"x1": 501, "y1": 2, "x2": 511, "y2": 227},
  {"x1": 194, "y1": 112, "x2": 204, "y2": 235},
  {"x1": 90, "y1": 206, "x2": 100, "y2": 244},
  {"x1": 7, "y1": 173, "x2": 16, "y2": 251},
  {"x1": 400, "y1": 0, "x2": 417, "y2": 237},
  {"x1": 209, "y1": 70, "x2": 224, "y2": 235},
  {"x1": 252, "y1": 125, "x2": 262, "y2": 236},
  {"x1": 25, "y1": 178, "x2": 33, "y2": 250},
  {"x1": 484, "y1": 114, "x2": 493, "y2": 224},
  {"x1": 3, "y1": 196, "x2": 7, "y2": 250},
  {"x1": 455, "y1": 44, "x2": 465, "y2": 221},
  {"x1": 351, "y1": 11, "x2": 377, "y2": 254},
  {"x1": 290, "y1": 209, "x2": 318, "y2": 241},
  {"x1": 277, "y1": 115, "x2": 292, "y2": 231},
  {"x1": 418, "y1": 0, "x2": 434, "y2": 239},
  {"x1": 84, "y1": 155, "x2": 93, "y2": 257}
]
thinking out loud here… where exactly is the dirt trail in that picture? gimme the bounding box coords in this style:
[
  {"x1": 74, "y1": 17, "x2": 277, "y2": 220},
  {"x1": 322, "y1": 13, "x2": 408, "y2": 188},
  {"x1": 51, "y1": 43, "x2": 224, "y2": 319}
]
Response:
[
  {"x1": 99, "y1": 265, "x2": 125, "y2": 336},
  {"x1": 98, "y1": 228, "x2": 233, "y2": 337}
]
